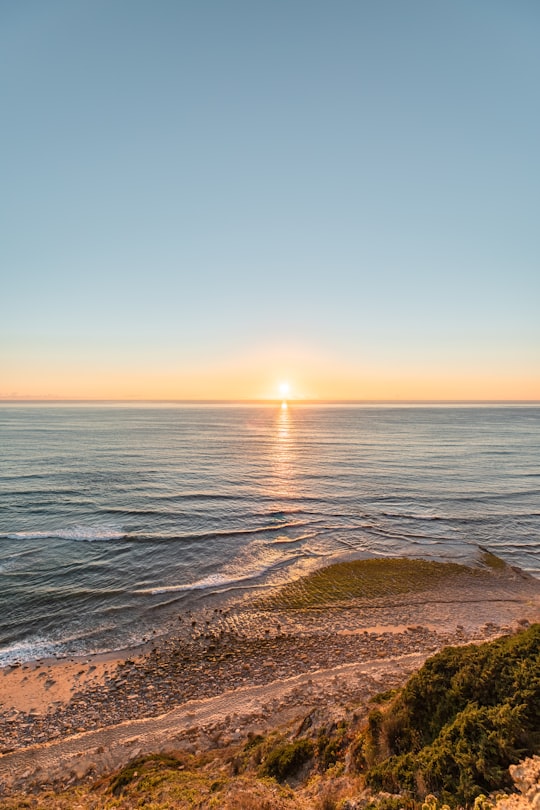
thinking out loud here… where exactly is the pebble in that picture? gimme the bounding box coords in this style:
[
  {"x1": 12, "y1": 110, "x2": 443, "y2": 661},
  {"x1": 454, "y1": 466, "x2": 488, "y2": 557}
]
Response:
[{"x1": 0, "y1": 606, "x2": 504, "y2": 754}]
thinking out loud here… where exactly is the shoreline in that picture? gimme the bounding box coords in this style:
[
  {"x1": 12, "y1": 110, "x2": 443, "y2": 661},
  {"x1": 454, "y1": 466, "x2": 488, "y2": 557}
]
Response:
[
  {"x1": 0, "y1": 544, "x2": 529, "y2": 670},
  {"x1": 1, "y1": 555, "x2": 539, "y2": 796}
]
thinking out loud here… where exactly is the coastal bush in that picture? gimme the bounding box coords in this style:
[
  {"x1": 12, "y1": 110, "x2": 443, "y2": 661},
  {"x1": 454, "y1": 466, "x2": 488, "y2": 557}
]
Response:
[
  {"x1": 109, "y1": 752, "x2": 182, "y2": 796},
  {"x1": 244, "y1": 732, "x2": 266, "y2": 750},
  {"x1": 360, "y1": 625, "x2": 540, "y2": 806},
  {"x1": 260, "y1": 738, "x2": 314, "y2": 782},
  {"x1": 371, "y1": 688, "x2": 398, "y2": 705},
  {"x1": 317, "y1": 722, "x2": 349, "y2": 771}
]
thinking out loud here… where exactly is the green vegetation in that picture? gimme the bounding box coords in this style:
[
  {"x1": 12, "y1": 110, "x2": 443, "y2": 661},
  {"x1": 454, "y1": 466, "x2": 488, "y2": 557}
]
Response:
[
  {"x1": 359, "y1": 624, "x2": 540, "y2": 806},
  {"x1": 244, "y1": 732, "x2": 266, "y2": 751},
  {"x1": 371, "y1": 688, "x2": 399, "y2": 705},
  {"x1": 2, "y1": 624, "x2": 538, "y2": 810},
  {"x1": 316, "y1": 721, "x2": 349, "y2": 771},
  {"x1": 480, "y1": 549, "x2": 509, "y2": 571},
  {"x1": 262, "y1": 557, "x2": 490, "y2": 610},
  {"x1": 260, "y1": 738, "x2": 314, "y2": 782},
  {"x1": 109, "y1": 752, "x2": 183, "y2": 796}
]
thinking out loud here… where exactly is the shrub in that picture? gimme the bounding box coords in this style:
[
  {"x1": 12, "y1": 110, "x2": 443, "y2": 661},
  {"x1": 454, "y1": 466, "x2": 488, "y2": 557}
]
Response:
[
  {"x1": 244, "y1": 732, "x2": 265, "y2": 751},
  {"x1": 362, "y1": 625, "x2": 540, "y2": 806},
  {"x1": 260, "y1": 738, "x2": 314, "y2": 782},
  {"x1": 109, "y1": 752, "x2": 181, "y2": 796},
  {"x1": 317, "y1": 722, "x2": 349, "y2": 771}
]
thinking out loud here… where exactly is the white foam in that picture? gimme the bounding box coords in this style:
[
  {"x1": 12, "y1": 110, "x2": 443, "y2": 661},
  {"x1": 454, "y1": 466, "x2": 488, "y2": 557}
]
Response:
[
  {"x1": 142, "y1": 573, "x2": 247, "y2": 595},
  {"x1": 140, "y1": 537, "x2": 315, "y2": 597},
  {"x1": 0, "y1": 636, "x2": 59, "y2": 666},
  {"x1": 6, "y1": 524, "x2": 125, "y2": 542},
  {"x1": 138, "y1": 565, "x2": 279, "y2": 596}
]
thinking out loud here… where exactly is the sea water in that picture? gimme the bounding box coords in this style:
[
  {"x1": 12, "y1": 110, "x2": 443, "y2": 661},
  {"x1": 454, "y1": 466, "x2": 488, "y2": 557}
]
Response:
[{"x1": 1, "y1": 404, "x2": 539, "y2": 664}]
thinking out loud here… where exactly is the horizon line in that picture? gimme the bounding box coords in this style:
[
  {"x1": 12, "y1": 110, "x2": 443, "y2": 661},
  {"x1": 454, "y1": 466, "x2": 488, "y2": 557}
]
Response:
[{"x1": 1, "y1": 398, "x2": 540, "y2": 406}]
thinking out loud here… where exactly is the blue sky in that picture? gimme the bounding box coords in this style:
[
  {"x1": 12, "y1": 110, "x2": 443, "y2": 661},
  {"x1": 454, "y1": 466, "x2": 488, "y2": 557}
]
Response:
[{"x1": 1, "y1": 0, "x2": 539, "y2": 399}]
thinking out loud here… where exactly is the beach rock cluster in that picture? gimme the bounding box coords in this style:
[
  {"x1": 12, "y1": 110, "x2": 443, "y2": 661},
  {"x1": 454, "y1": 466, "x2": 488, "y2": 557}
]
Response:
[
  {"x1": 1, "y1": 558, "x2": 529, "y2": 803},
  {"x1": 0, "y1": 621, "x2": 474, "y2": 754}
]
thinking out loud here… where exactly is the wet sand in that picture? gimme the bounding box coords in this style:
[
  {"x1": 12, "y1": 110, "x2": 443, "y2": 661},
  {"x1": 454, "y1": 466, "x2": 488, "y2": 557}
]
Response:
[{"x1": 1, "y1": 556, "x2": 539, "y2": 795}]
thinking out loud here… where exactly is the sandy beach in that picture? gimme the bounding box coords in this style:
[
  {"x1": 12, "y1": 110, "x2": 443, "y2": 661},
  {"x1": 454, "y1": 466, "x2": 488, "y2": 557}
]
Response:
[{"x1": 1, "y1": 555, "x2": 539, "y2": 796}]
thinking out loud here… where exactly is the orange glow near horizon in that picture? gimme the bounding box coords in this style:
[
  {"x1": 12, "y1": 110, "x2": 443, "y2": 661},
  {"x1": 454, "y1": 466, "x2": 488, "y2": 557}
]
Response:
[
  {"x1": 1, "y1": 344, "x2": 540, "y2": 402},
  {"x1": 2, "y1": 370, "x2": 540, "y2": 402}
]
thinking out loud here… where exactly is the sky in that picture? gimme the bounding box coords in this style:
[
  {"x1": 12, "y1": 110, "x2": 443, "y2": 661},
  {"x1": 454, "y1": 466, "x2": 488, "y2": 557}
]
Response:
[{"x1": 1, "y1": 0, "x2": 539, "y2": 401}]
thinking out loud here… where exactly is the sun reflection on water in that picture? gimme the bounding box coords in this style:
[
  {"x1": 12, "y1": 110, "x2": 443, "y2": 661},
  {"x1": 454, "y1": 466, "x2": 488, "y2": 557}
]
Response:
[{"x1": 271, "y1": 402, "x2": 296, "y2": 500}]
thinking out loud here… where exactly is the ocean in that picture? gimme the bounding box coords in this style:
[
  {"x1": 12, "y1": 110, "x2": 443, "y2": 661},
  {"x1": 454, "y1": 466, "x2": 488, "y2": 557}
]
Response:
[{"x1": 1, "y1": 404, "x2": 539, "y2": 665}]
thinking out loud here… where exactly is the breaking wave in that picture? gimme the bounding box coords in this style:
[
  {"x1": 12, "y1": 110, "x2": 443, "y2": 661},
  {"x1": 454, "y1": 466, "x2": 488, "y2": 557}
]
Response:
[{"x1": 4, "y1": 524, "x2": 125, "y2": 542}]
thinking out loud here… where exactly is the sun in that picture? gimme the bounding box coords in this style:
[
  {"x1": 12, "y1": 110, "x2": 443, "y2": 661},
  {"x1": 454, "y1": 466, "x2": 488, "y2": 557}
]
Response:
[{"x1": 279, "y1": 382, "x2": 290, "y2": 399}]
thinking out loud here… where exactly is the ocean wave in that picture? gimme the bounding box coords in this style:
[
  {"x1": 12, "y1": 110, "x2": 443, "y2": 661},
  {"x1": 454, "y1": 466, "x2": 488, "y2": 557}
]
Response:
[
  {"x1": 4, "y1": 524, "x2": 125, "y2": 542},
  {"x1": 0, "y1": 636, "x2": 59, "y2": 666},
  {"x1": 138, "y1": 572, "x2": 254, "y2": 595},
  {"x1": 124, "y1": 520, "x2": 310, "y2": 544},
  {"x1": 270, "y1": 532, "x2": 317, "y2": 545},
  {"x1": 0, "y1": 624, "x2": 123, "y2": 665},
  {"x1": 154, "y1": 492, "x2": 240, "y2": 502},
  {"x1": 1, "y1": 486, "x2": 84, "y2": 495},
  {"x1": 452, "y1": 490, "x2": 540, "y2": 503},
  {"x1": 136, "y1": 556, "x2": 295, "y2": 596},
  {"x1": 187, "y1": 521, "x2": 308, "y2": 540},
  {"x1": 381, "y1": 511, "x2": 445, "y2": 521}
]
